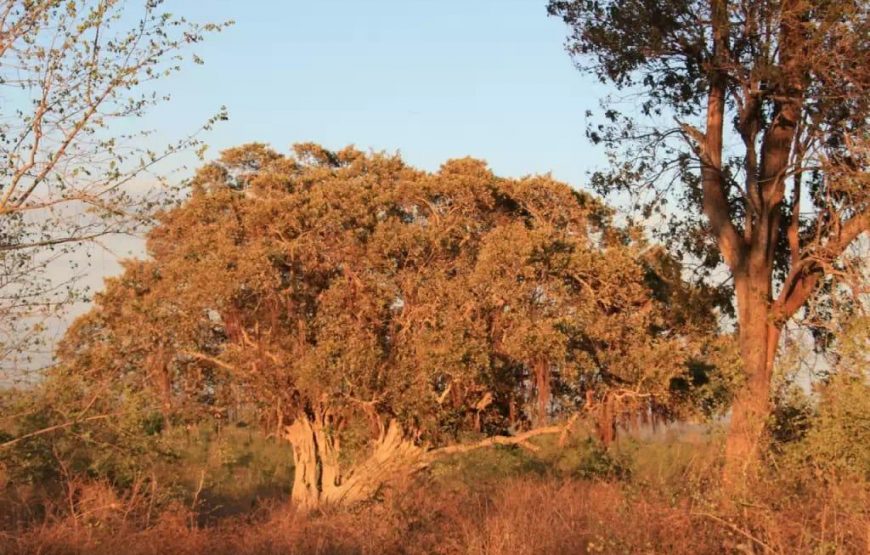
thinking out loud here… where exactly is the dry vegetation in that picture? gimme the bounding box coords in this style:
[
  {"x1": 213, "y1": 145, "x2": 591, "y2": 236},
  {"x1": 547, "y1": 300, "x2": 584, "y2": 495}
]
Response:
[
  {"x1": 1, "y1": 433, "x2": 867, "y2": 555},
  {"x1": 1, "y1": 143, "x2": 866, "y2": 554}
]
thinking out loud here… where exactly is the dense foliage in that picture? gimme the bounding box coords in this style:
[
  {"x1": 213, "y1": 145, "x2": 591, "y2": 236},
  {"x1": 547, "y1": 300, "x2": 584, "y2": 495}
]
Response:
[
  {"x1": 52, "y1": 144, "x2": 736, "y2": 506},
  {"x1": 0, "y1": 1, "x2": 864, "y2": 548}
]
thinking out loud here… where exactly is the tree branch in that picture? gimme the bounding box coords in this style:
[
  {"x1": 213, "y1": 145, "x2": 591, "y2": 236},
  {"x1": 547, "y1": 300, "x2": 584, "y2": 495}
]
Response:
[
  {"x1": 425, "y1": 414, "x2": 580, "y2": 461},
  {"x1": 178, "y1": 350, "x2": 236, "y2": 372},
  {"x1": 0, "y1": 413, "x2": 116, "y2": 450},
  {"x1": 0, "y1": 232, "x2": 119, "y2": 253},
  {"x1": 774, "y1": 207, "x2": 870, "y2": 322}
]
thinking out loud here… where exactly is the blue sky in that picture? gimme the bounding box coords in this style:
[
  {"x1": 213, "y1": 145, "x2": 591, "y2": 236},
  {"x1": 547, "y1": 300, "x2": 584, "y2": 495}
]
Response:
[{"x1": 150, "y1": 0, "x2": 607, "y2": 186}]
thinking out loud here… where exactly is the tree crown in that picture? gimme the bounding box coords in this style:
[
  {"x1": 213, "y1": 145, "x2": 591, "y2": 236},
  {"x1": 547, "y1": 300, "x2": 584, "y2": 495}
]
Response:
[{"x1": 59, "y1": 144, "x2": 737, "y2": 443}]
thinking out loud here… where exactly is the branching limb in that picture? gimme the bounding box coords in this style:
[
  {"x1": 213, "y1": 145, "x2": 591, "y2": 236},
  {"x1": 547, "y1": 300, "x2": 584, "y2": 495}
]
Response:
[{"x1": 774, "y1": 207, "x2": 870, "y2": 323}]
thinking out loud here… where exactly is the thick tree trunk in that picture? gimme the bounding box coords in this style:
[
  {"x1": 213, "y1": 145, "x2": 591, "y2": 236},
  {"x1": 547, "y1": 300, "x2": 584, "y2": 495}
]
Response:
[
  {"x1": 286, "y1": 418, "x2": 322, "y2": 512},
  {"x1": 717, "y1": 0, "x2": 803, "y2": 487},
  {"x1": 284, "y1": 415, "x2": 424, "y2": 512},
  {"x1": 700, "y1": 0, "x2": 774, "y2": 487},
  {"x1": 724, "y1": 269, "x2": 778, "y2": 487}
]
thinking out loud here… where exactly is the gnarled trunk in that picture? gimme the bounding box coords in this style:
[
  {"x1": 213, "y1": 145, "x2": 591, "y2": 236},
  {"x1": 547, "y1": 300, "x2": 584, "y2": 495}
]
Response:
[
  {"x1": 284, "y1": 415, "x2": 424, "y2": 511},
  {"x1": 284, "y1": 410, "x2": 584, "y2": 510}
]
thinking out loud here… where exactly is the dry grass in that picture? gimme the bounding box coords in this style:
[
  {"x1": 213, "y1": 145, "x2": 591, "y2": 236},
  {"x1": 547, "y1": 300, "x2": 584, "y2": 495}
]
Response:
[
  {"x1": 1, "y1": 428, "x2": 867, "y2": 554},
  {"x1": 1, "y1": 473, "x2": 866, "y2": 555}
]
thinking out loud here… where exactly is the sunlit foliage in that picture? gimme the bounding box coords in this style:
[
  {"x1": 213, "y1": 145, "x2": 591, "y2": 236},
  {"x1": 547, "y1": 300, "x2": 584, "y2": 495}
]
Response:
[{"x1": 56, "y1": 143, "x2": 737, "y2": 506}]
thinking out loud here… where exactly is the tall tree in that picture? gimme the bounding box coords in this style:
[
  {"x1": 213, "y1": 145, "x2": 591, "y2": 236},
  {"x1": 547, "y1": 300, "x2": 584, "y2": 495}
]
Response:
[
  {"x1": 57, "y1": 144, "x2": 735, "y2": 509},
  {"x1": 0, "y1": 1, "x2": 228, "y2": 376},
  {"x1": 548, "y1": 0, "x2": 869, "y2": 484}
]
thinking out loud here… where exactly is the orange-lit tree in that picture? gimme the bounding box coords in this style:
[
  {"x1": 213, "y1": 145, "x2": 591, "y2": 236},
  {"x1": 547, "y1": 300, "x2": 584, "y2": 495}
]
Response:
[
  {"x1": 59, "y1": 144, "x2": 736, "y2": 509},
  {"x1": 549, "y1": 0, "x2": 869, "y2": 484}
]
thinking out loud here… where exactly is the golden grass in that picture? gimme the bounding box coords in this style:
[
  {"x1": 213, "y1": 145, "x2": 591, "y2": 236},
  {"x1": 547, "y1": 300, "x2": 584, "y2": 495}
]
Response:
[{"x1": 1, "y1": 473, "x2": 866, "y2": 555}]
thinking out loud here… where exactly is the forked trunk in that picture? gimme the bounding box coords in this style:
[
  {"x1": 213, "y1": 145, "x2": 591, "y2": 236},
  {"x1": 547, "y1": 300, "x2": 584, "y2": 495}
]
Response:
[
  {"x1": 720, "y1": 0, "x2": 806, "y2": 489},
  {"x1": 284, "y1": 415, "x2": 424, "y2": 511}
]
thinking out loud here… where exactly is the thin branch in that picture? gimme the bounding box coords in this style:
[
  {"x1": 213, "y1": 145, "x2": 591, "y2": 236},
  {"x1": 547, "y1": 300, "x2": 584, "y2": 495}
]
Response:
[
  {"x1": 426, "y1": 415, "x2": 579, "y2": 460},
  {"x1": 774, "y1": 207, "x2": 870, "y2": 322},
  {"x1": 0, "y1": 413, "x2": 116, "y2": 449}
]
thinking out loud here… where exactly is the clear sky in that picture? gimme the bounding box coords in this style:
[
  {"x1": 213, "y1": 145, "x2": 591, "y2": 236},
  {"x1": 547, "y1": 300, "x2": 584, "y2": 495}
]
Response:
[{"x1": 149, "y1": 0, "x2": 607, "y2": 187}]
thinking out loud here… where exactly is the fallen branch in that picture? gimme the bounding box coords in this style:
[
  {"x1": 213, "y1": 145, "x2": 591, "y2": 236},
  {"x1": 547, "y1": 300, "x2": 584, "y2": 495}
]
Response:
[{"x1": 425, "y1": 414, "x2": 580, "y2": 461}]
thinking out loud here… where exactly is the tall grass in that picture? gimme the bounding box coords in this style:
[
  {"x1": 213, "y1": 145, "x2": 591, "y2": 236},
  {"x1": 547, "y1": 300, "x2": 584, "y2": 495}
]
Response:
[{"x1": 1, "y1": 427, "x2": 867, "y2": 554}]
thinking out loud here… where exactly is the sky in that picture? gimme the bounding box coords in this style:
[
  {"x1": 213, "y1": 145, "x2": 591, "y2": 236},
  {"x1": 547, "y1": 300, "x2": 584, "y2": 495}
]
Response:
[
  {"x1": 151, "y1": 0, "x2": 606, "y2": 186},
  {"x1": 32, "y1": 0, "x2": 610, "y2": 370}
]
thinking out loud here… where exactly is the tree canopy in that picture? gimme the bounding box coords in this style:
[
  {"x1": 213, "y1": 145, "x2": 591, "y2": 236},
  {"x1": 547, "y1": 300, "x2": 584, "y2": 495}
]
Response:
[{"x1": 58, "y1": 143, "x2": 736, "y2": 508}]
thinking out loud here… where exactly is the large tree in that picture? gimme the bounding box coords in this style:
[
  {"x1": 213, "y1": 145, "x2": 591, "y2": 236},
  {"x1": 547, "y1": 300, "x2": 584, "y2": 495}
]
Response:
[
  {"x1": 548, "y1": 0, "x2": 869, "y2": 484},
  {"x1": 0, "y1": 1, "x2": 227, "y2": 375},
  {"x1": 57, "y1": 143, "x2": 735, "y2": 510}
]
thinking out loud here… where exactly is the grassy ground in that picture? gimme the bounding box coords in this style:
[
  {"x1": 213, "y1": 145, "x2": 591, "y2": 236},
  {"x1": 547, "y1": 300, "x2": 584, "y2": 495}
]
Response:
[
  {"x1": 160, "y1": 424, "x2": 295, "y2": 522},
  {"x1": 0, "y1": 423, "x2": 867, "y2": 554}
]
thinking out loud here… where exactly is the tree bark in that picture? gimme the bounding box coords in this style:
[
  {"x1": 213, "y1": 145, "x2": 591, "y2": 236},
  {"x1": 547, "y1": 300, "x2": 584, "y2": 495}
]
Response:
[
  {"x1": 284, "y1": 415, "x2": 424, "y2": 512},
  {"x1": 723, "y1": 267, "x2": 780, "y2": 487},
  {"x1": 284, "y1": 417, "x2": 323, "y2": 512},
  {"x1": 710, "y1": 0, "x2": 806, "y2": 488}
]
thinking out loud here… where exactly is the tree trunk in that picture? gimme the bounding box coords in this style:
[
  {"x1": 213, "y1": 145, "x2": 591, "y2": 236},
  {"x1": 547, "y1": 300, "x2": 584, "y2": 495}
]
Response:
[
  {"x1": 284, "y1": 415, "x2": 424, "y2": 511},
  {"x1": 716, "y1": 0, "x2": 804, "y2": 488},
  {"x1": 286, "y1": 418, "x2": 322, "y2": 512},
  {"x1": 723, "y1": 257, "x2": 782, "y2": 488},
  {"x1": 534, "y1": 358, "x2": 551, "y2": 426}
]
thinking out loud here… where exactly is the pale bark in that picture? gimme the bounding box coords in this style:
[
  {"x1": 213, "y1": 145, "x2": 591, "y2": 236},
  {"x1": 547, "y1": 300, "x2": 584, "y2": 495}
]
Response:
[
  {"x1": 284, "y1": 415, "x2": 425, "y2": 511},
  {"x1": 286, "y1": 418, "x2": 321, "y2": 512},
  {"x1": 283, "y1": 413, "x2": 578, "y2": 511}
]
